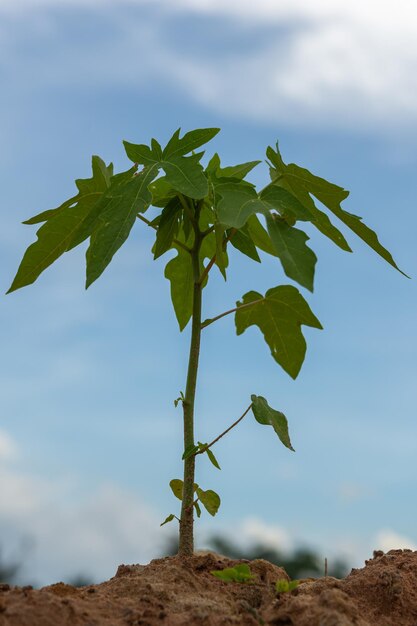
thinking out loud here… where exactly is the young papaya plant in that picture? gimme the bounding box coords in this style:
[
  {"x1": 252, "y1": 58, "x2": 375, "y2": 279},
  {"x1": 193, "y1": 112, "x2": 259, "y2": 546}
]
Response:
[{"x1": 7, "y1": 128, "x2": 405, "y2": 557}]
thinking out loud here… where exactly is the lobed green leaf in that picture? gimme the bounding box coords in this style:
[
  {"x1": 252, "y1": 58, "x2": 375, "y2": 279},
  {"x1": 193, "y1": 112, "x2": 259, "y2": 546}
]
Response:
[
  {"x1": 85, "y1": 163, "x2": 159, "y2": 288},
  {"x1": 235, "y1": 285, "x2": 322, "y2": 379},
  {"x1": 8, "y1": 156, "x2": 114, "y2": 293}
]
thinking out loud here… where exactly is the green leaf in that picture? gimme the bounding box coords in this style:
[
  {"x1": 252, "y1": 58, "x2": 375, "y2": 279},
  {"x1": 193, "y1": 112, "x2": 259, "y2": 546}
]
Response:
[
  {"x1": 197, "y1": 442, "x2": 221, "y2": 470},
  {"x1": 154, "y1": 196, "x2": 182, "y2": 259},
  {"x1": 211, "y1": 564, "x2": 255, "y2": 583},
  {"x1": 265, "y1": 213, "x2": 317, "y2": 292},
  {"x1": 124, "y1": 133, "x2": 210, "y2": 199},
  {"x1": 123, "y1": 141, "x2": 156, "y2": 166},
  {"x1": 8, "y1": 156, "x2": 113, "y2": 293},
  {"x1": 275, "y1": 579, "x2": 299, "y2": 593},
  {"x1": 229, "y1": 228, "x2": 261, "y2": 263},
  {"x1": 206, "y1": 448, "x2": 221, "y2": 470},
  {"x1": 169, "y1": 479, "x2": 184, "y2": 501},
  {"x1": 251, "y1": 395, "x2": 294, "y2": 451},
  {"x1": 160, "y1": 514, "x2": 176, "y2": 527},
  {"x1": 214, "y1": 223, "x2": 228, "y2": 279},
  {"x1": 85, "y1": 163, "x2": 159, "y2": 288},
  {"x1": 149, "y1": 176, "x2": 177, "y2": 208},
  {"x1": 182, "y1": 444, "x2": 199, "y2": 460},
  {"x1": 235, "y1": 285, "x2": 322, "y2": 379},
  {"x1": 217, "y1": 160, "x2": 261, "y2": 180},
  {"x1": 260, "y1": 185, "x2": 313, "y2": 222},
  {"x1": 215, "y1": 181, "x2": 264, "y2": 229},
  {"x1": 162, "y1": 153, "x2": 208, "y2": 199},
  {"x1": 246, "y1": 214, "x2": 278, "y2": 257},
  {"x1": 267, "y1": 144, "x2": 405, "y2": 275},
  {"x1": 196, "y1": 487, "x2": 221, "y2": 516},
  {"x1": 163, "y1": 127, "x2": 220, "y2": 159},
  {"x1": 194, "y1": 501, "x2": 202, "y2": 518},
  {"x1": 164, "y1": 246, "x2": 194, "y2": 331}
]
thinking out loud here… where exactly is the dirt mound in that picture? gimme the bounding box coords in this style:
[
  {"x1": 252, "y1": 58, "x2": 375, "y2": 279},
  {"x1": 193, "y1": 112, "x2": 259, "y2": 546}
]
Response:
[{"x1": 1, "y1": 549, "x2": 417, "y2": 625}]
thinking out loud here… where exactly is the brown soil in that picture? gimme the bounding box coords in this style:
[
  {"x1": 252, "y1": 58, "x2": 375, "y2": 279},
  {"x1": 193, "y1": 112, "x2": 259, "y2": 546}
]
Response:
[{"x1": 1, "y1": 549, "x2": 417, "y2": 625}]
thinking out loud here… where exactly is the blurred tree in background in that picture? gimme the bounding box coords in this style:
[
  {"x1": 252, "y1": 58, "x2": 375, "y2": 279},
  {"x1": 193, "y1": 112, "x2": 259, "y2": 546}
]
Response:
[{"x1": 164, "y1": 535, "x2": 349, "y2": 579}]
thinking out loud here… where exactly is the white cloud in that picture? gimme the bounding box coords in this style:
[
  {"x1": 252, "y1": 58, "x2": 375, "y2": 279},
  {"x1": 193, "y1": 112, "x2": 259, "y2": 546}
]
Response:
[
  {"x1": 374, "y1": 529, "x2": 417, "y2": 553},
  {"x1": 0, "y1": 430, "x2": 17, "y2": 462},
  {"x1": 0, "y1": 0, "x2": 416, "y2": 130},
  {"x1": 0, "y1": 432, "x2": 162, "y2": 585}
]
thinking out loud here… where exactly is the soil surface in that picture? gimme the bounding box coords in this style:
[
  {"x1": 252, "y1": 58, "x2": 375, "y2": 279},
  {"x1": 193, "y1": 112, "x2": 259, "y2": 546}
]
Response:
[{"x1": 1, "y1": 549, "x2": 417, "y2": 625}]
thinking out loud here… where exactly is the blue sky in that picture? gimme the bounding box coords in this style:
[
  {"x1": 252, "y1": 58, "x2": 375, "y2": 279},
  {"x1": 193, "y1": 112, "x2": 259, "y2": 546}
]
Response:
[{"x1": 0, "y1": 0, "x2": 416, "y2": 585}]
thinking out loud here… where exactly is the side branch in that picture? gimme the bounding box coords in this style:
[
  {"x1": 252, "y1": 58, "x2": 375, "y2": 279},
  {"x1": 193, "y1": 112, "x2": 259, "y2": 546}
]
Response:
[
  {"x1": 136, "y1": 214, "x2": 191, "y2": 253},
  {"x1": 194, "y1": 403, "x2": 253, "y2": 456},
  {"x1": 201, "y1": 298, "x2": 263, "y2": 329}
]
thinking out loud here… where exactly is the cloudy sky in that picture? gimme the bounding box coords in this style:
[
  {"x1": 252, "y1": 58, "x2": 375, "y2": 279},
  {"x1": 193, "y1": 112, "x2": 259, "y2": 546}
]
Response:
[{"x1": 0, "y1": 0, "x2": 416, "y2": 585}]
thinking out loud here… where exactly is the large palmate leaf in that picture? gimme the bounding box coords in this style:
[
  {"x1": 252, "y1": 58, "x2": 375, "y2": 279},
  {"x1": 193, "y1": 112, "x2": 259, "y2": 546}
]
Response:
[
  {"x1": 235, "y1": 285, "x2": 322, "y2": 378},
  {"x1": 8, "y1": 156, "x2": 114, "y2": 293},
  {"x1": 124, "y1": 128, "x2": 219, "y2": 199},
  {"x1": 265, "y1": 214, "x2": 317, "y2": 292},
  {"x1": 86, "y1": 163, "x2": 159, "y2": 287},
  {"x1": 251, "y1": 394, "x2": 294, "y2": 451},
  {"x1": 214, "y1": 180, "x2": 317, "y2": 290},
  {"x1": 267, "y1": 145, "x2": 405, "y2": 275}
]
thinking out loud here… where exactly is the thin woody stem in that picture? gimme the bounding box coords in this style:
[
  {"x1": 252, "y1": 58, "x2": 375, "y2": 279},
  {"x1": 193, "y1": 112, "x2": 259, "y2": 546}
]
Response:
[
  {"x1": 201, "y1": 298, "x2": 263, "y2": 329},
  {"x1": 194, "y1": 403, "x2": 253, "y2": 456}
]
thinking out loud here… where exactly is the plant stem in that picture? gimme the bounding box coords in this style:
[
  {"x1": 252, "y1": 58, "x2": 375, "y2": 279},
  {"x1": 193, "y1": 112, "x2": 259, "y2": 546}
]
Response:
[
  {"x1": 178, "y1": 207, "x2": 203, "y2": 557},
  {"x1": 194, "y1": 403, "x2": 253, "y2": 456},
  {"x1": 201, "y1": 298, "x2": 263, "y2": 329}
]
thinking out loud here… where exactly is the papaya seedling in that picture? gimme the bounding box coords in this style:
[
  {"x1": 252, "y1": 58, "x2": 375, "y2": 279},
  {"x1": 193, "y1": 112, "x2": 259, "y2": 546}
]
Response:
[
  {"x1": 8, "y1": 128, "x2": 405, "y2": 557},
  {"x1": 275, "y1": 579, "x2": 299, "y2": 594},
  {"x1": 211, "y1": 563, "x2": 255, "y2": 583}
]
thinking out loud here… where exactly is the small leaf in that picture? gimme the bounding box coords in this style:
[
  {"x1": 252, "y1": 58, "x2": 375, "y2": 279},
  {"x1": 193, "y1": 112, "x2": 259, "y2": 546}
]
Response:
[
  {"x1": 275, "y1": 579, "x2": 298, "y2": 593},
  {"x1": 164, "y1": 246, "x2": 194, "y2": 331},
  {"x1": 182, "y1": 444, "x2": 199, "y2": 460},
  {"x1": 206, "y1": 448, "x2": 221, "y2": 470},
  {"x1": 214, "y1": 223, "x2": 228, "y2": 279},
  {"x1": 196, "y1": 487, "x2": 221, "y2": 516},
  {"x1": 160, "y1": 514, "x2": 176, "y2": 527},
  {"x1": 275, "y1": 580, "x2": 289, "y2": 593},
  {"x1": 194, "y1": 501, "x2": 202, "y2": 518},
  {"x1": 154, "y1": 196, "x2": 182, "y2": 259},
  {"x1": 211, "y1": 563, "x2": 255, "y2": 583},
  {"x1": 251, "y1": 395, "x2": 294, "y2": 451},
  {"x1": 169, "y1": 479, "x2": 184, "y2": 501},
  {"x1": 235, "y1": 285, "x2": 322, "y2": 379},
  {"x1": 197, "y1": 442, "x2": 221, "y2": 470}
]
